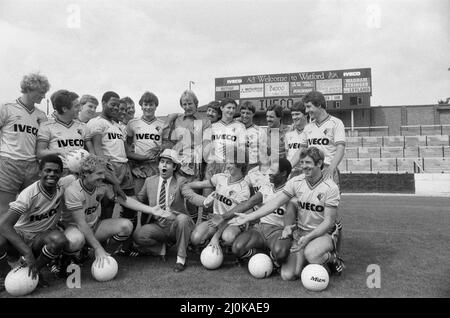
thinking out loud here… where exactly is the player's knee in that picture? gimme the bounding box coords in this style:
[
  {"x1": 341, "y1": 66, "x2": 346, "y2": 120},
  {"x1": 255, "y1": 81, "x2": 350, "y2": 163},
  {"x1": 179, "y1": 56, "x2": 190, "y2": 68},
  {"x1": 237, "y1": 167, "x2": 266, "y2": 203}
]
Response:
[
  {"x1": 190, "y1": 229, "x2": 205, "y2": 246},
  {"x1": 119, "y1": 219, "x2": 133, "y2": 236},
  {"x1": 280, "y1": 266, "x2": 298, "y2": 281},
  {"x1": 46, "y1": 231, "x2": 69, "y2": 252},
  {"x1": 272, "y1": 243, "x2": 290, "y2": 261},
  {"x1": 231, "y1": 238, "x2": 246, "y2": 256},
  {"x1": 64, "y1": 228, "x2": 85, "y2": 252},
  {"x1": 304, "y1": 246, "x2": 322, "y2": 264},
  {"x1": 175, "y1": 214, "x2": 190, "y2": 227},
  {"x1": 221, "y1": 230, "x2": 237, "y2": 246}
]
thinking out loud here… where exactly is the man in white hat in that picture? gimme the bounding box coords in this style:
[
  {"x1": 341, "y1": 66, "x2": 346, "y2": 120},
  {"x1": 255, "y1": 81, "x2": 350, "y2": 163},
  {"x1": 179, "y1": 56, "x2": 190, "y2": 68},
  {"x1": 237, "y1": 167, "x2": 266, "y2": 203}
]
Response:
[{"x1": 130, "y1": 149, "x2": 195, "y2": 272}]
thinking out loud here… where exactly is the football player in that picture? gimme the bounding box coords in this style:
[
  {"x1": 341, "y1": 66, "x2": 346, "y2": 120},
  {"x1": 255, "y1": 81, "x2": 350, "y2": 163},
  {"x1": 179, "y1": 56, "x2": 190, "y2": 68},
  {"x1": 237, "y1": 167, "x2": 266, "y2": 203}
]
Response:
[
  {"x1": 0, "y1": 155, "x2": 76, "y2": 288},
  {"x1": 229, "y1": 147, "x2": 344, "y2": 280},
  {"x1": 290, "y1": 91, "x2": 346, "y2": 186},
  {"x1": 0, "y1": 73, "x2": 49, "y2": 216}
]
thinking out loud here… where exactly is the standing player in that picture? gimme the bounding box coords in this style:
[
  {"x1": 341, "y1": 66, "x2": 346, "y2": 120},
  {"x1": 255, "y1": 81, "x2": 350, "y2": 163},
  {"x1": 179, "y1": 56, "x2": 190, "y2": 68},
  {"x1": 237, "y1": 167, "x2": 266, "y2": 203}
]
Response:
[
  {"x1": 229, "y1": 147, "x2": 344, "y2": 279},
  {"x1": 205, "y1": 101, "x2": 222, "y2": 123},
  {"x1": 78, "y1": 95, "x2": 99, "y2": 124},
  {"x1": 239, "y1": 101, "x2": 260, "y2": 172},
  {"x1": 0, "y1": 155, "x2": 75, "y2": 287},
  {"x1": 203, "y1": 98, "x2": 247, "y2": 179},
  {"x1": 285, "y1": 101, "x2": 308, "y2": 177},
  {"x1": 290, "y1": 91, "x2": 346, "y2": 186},
  {"x1": 126, "y1": 91, "x2": 164, "y2": 194},
  {"x1": 0, "y1": 73, "x2": 50, "y2": 216},
  {"x1": 212, "y1": 158, "x2": 294, "y2": 269},
  {"x1": 265, "y1": 104, "x2": 289, "y2": 160},
  {"x1": 183, "y1": 158, "x2": 250, "y2": 251},
  {"x1": 37, "y1": 90, "x2": 89, "y2": 172},
  {"x1": 86, "y1": 92, "x2": 135, "y2": 227}
]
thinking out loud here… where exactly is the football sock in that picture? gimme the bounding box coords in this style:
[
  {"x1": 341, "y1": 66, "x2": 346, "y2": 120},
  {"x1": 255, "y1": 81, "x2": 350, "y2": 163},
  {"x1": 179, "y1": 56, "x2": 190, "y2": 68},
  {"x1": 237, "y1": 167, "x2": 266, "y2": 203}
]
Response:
[{"x1": 176, "y1": 256, "x2": 186, "y2": 265}]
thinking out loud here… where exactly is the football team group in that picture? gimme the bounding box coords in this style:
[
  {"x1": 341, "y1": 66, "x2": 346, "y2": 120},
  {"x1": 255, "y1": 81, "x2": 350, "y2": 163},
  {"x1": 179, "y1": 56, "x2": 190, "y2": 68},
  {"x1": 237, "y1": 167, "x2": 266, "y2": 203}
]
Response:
[{"x1": 0, "y1": 72, "x2": 346, "y2": 293}]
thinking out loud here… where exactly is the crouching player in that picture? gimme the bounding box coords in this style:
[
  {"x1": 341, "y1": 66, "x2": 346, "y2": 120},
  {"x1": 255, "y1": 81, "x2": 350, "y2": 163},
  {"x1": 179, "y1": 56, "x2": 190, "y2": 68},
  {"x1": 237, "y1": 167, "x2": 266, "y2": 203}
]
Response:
[
  {"x1": 229, "y1": 158, "x2": 293, "y2": 269},
  {"x1": 182, "y1": 157, "x2": 250, "y2": 254},
  {"x1": 229, "y1": 147, "x2": 344, "y2": 280},
  {"x1": 0, "y1": 155, "x2": 76, "y2": 288},
  {"x1": 60, "y1": 155, "x2": 169, "y2": 274}
]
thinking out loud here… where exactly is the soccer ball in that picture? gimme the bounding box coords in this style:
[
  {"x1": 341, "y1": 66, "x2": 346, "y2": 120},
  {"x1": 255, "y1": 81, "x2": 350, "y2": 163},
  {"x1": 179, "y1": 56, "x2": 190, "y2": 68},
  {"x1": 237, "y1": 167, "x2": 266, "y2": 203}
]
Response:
[
  {"x1": 91, "y1": 256, "x2": 118, "y2": 282},
  {"x1": 200, "y1": 245, "x2": 223, "y2": 270},
  {"x1": 66, "y1": 149, "x2": 90, "y2": 173},
  {"x1": 248, "y1": 253, "x2": 273, "y2": 278},
  {"x1": 301, "y1": 264, "x2": 330, "y2": 291},
  {"x1": 4, "y1": 266, "x2": 39, "y2": 296}
]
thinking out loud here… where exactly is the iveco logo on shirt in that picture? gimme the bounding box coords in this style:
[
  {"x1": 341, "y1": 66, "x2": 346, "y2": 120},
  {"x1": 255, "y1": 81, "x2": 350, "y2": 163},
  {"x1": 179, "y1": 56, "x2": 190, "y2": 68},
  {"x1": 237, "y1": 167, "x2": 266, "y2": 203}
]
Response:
[
  {"x1": 288, "y1": 143, "x2": 302, "y2": 149},
  {"x1": 298, "y1": 201, "x2": 324, "y2": 212},
  {"x1": 107, "y1": 133, "x2": 124, "y2": 140},
  {"x1": 308, "y1": 138, "x2": 330, "y2": 145},
  {"x1": 29, "y1": 208, "x2": 58, "y2": 222},
  {"x1": 136, "y1": 133, "x2": 161, "y2": 141},
  {"x1": 215, "y1": 193, "x2": 233, "y2": 206},
  {"x1": 13, "y1": 124, "x2": 38, "y2": 136},
  {"x1": 57, "y1": 139, "x2": 84, "y2": 147},
  {"x1": 212, "y1": 134, "x2": 237, "y2": 141}
]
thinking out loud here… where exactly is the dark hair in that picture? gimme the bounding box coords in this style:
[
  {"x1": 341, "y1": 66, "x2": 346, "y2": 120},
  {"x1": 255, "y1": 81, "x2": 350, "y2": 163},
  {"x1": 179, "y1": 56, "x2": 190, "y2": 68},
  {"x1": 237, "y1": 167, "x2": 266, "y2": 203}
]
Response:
[
  {"x1": 53, "y1": 90, "x2": 79, "y2": 114},
  {"x1": 302, "y1": 91, "x2": 327, "y2": 109},
  {"x1": 207, "y1": 101, "x2": 221, "y2": 118},
  {"x1": 290, "y1": 101, "x2": 306, "y2": 114},
  {"x1": 121, "y1": 96, "x2": 135, "y2": 106},
  {"x1": 39, "y1": 154, "x2": 63, "y2": 171},
  {"x1": 266, "y1": 104, "x2": 283, "y2": 118},
  {"x1": 278, "y1": 157, "x2": 292, "y2": 177},
  {"x1": 300, "y1": 146, "x2": 325, "y2": 169},
  {"x1": 220, "y1": 98, "x2": 238, "y2": 108},
  {"x1": 240, "y1": 101, "x2": 256, "y2": 113},
  {"x1": 102, "y1": 91, "x2": 120, "y2": 103},
  {"x1": 139, "y1": 91, "x2": 159, "y2": 107}
]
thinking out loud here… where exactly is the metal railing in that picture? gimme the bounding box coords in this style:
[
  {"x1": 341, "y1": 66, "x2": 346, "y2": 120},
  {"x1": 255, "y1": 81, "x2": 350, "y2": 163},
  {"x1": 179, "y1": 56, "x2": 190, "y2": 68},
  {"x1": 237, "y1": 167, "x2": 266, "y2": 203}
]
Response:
[
  {"x1": 400, "y1": 124, "x2": 450, "y2": 136},
  {"x1": 345, "y1": 126, "x2": 389, "y2": 137}
]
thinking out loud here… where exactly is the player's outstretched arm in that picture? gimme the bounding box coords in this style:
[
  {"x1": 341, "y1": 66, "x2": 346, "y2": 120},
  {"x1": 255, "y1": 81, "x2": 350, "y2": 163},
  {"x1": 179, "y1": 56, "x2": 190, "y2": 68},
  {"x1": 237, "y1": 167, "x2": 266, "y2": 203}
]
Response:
[
  {"x1": 228, "y1": 192, "x2": 291, "y2": 226},
  {"x1": 281, "y1": 200, "x2": 297, "y2": 239},
  {"x1": 117, "y1": 196, "x2": 177, "y2": 219},
  {"x1": 181, "y1": 179, "x2": 214, "y2": 207},
  {"x1": 222, "y1": 192, "x2": 263, "y2": 221}
]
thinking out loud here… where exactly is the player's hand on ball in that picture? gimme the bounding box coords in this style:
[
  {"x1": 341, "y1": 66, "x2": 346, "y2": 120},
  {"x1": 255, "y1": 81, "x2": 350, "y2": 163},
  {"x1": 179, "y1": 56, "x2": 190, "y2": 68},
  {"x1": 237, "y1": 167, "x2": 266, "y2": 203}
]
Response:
[
  {"x1": 94, "y1": 248, "x2": 110, "y2": 268},
  {"x1": 228, "y1": 213, "x2": 249, "y2": 226},
  {"x1": 208, "y1": 238, "x2": 221, "y2": 255},
  {"x1": 23, "y1": 253, "x2": 38, "y2": 279}
]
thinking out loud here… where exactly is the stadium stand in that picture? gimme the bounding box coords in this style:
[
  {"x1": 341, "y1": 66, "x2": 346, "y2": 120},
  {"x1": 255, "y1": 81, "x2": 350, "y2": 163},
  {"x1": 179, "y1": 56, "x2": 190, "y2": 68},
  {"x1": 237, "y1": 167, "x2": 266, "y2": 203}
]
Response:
[
  {"x1": 383, "y1": 136, "x2": 405, "y2": 147},
  {"x1": 371, "y1": 158, "x2": 397, "y2": 173},
  {"x1": 347, "y1": 136, "x2": 362, "y2": 148},
  {"x1": 423, "y1": 158, "x2": 450, "y2": 173},
  {"x1": 404, "y1": 135, "x2": 427, "y2": 147},
  {"x1": 358, "y1": 147, "x2": 381, "y2": 158},
  {"x1": 381, "y1": 147, "x2": 404, "y2": 158},
  {"x1": 361, "y1": 136, "x2": 383, "y2": 147},
  {"x1": 426, "y1": 135, "x2": 449, "y2": 146},
  {"x1": 346, "y1": 158, "x2": 372, "y2": 173},
  {"x1": 419, "y1": 146, "x2": 444, "y2": 158}
]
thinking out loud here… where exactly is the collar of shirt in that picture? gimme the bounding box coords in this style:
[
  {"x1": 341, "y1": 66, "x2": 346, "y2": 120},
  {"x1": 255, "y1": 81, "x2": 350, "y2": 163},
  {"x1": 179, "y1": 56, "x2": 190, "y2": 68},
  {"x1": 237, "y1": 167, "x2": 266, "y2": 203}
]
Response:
[{"x1": 182, "y1": 112, "x2": 199, "y2": 120}]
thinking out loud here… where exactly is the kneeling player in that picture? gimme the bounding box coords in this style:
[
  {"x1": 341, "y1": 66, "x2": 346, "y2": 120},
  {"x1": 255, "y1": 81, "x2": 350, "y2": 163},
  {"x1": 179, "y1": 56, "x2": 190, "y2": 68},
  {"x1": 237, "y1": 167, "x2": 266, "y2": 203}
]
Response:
[
  {"x1": 229, "y1": 147, "x2": 344, "y2": 280},
  {"x1": 0, "y1": 155, "x2": 75, "y2": 288},
  {"x1": 60, "y1": 155, "x2": 168, "y2": 272},
  {"x1": 183, "y1": 158, "x2": 250, "y2": 252},
  {"x1": 229, "y1": 158, "x2": 293, "y2": 268}
]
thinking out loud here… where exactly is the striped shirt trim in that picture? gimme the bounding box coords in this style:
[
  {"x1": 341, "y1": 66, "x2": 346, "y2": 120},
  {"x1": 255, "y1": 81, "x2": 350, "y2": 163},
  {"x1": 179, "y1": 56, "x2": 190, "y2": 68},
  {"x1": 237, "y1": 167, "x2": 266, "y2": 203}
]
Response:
[
  {"x1": 38, "y1": 182, "x2": 57, "y2": 201},
  {"x1": 54, "y1": 117, "x2": 75, "y2": 129},
  {"x1": 16, "y1": 98, "x2": 36, "y2": 115},
  {"x1": 79, "y1": 179, "x2": 96, "y2": 195},
  {"x1": 314, "y1": 115, "x2": 331, "y2": 128},
  {"x1": 306, "y1": 176, "x2": 325, "y2": 190}
]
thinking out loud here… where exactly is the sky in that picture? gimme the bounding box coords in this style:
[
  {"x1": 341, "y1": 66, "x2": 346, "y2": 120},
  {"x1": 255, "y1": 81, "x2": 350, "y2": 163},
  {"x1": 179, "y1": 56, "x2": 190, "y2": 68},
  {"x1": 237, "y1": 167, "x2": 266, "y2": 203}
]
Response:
[{"x1": 0, "y1": 0, "x2": 449, "y2": 117}]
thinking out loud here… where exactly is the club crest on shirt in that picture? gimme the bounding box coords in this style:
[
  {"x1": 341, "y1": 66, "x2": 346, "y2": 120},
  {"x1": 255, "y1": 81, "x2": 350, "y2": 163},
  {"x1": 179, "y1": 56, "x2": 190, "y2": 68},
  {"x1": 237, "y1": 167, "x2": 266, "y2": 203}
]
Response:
[
  {"x1": 323, "y1": 129, "x2": 329, "y2": 136},
  {"x1": 77, "y1": 129, "x2": 83, "y2": 136},
  {"x1": 228, "y1": 190, "x2": 235, "y2": 197},
  {"x1": 155, "y1": 126, "x2": 161, "y2": 132},
  {"x1": 317, "y1": 193, "x2": 324, "y2": 201}
]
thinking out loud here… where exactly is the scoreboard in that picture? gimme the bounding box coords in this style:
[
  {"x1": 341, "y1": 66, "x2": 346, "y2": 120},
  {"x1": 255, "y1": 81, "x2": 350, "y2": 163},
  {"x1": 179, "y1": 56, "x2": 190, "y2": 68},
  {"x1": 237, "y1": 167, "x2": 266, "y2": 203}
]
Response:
[{"x1": 215, "y1": 68, "x2": 372, "y2": 113}]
